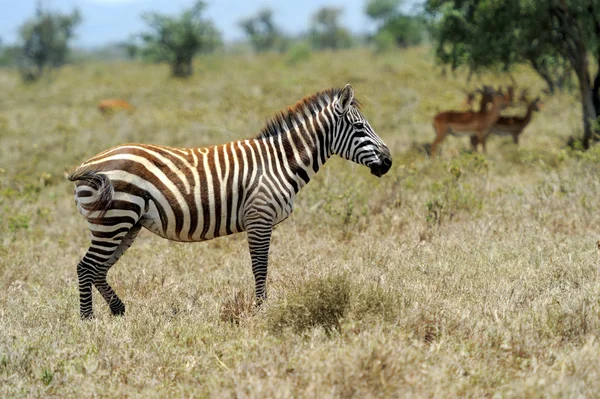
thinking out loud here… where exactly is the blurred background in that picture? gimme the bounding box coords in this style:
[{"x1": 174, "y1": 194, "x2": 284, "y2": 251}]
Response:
[
  {"x1": 0, "y1": 0, "x2": 420, "y2": 48},
  {"x1": 0, "y1": 0, "x2": 426, "y2": 73},
  {"x1": 0, "y1": 0, "x2": 595, "y2": 148}
]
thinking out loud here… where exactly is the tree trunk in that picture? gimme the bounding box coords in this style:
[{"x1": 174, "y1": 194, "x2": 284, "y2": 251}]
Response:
[
  {"x1": 171, "y1": 55, "x2": 193, "y2": 78},
  {"x1": 593, "y1": 64, "x2": 600, "y2": 124},
  {"x1": 184, "y1": 57, "x2": 193, "y2": 77},
  {"x1": 530, "y1": 60, "x2": 555, "y2": 94},
  {"x1": 577, "y1": 68, "x2": 597, "y2": 149},
  {"x1": 548, "y1": 4, "x2": 597, "y2": 148}
]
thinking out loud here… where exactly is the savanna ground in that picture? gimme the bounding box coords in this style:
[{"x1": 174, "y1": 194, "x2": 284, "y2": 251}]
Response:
[{"x1": 1, "y1": 47, "x2": 600, "y2": 397}]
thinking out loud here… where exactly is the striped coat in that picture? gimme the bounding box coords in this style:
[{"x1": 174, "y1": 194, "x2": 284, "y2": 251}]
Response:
[{"x1": 69, "y1": 84, "x2": 392, "y2": 319}]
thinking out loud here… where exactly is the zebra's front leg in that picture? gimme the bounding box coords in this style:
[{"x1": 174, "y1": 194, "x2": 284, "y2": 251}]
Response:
[{"x1": 246, "y1": 222, "x2": 274, "y2": 306}]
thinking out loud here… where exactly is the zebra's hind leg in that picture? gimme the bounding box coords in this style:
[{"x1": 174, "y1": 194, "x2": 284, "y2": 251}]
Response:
[
  {"x1": 78, "y1": 221, "x2": 140, "y2": 319},
  {"x1": 77, "y1": 257, "x2": 99, "y2": 319},
  {"x1": 93, "y1": 223, "x2": 142, "y2": 316}
]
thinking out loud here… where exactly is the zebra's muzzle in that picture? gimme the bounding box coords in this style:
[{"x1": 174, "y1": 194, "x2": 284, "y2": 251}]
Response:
[
  {"x1": 369, "y1": 146, "x2": 392, "y2": 177},
  {"x1": 369, "y1": 156, "x2": 392, "y2": 177}
]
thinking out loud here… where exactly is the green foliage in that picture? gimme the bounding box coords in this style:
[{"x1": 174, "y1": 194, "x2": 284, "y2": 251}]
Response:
[
  {"x1": 309, "y1": 7, "x2": 353, "y2": 50},
  {"x1": 569, "y1": 145, "x2": 600, "y2": 163},
  {"x1": 133, "y1": 1, "x2": 221, "y2": 77},
  {"x1": 381, "y1": 14, "x2": 425, "y2": 47},
  {"x1": 365, "y1": 0, "x2": 401, "y2": 20},
  {"x1": 239, "y1": 8, "x2": 288, "y2": 53},
  {"x1": 285, "y1": 42, "x2": 312, "y2": 65},
  {"x1": 15, "y1": 3, "x2": 81, "y2": 82},
  {"x1": 40, "y1": 368, "x2": 53, "y2": 385},
  {"x1": 373, "y1": 30, "x2": 396, "y2": 53},
  {"x1": 366, "y1": 0, "x2": 425, "y2": 48},
  {"x1": 0, "y1": 44, "x2": 21, "y2": 67},
  {"x1": 8, "y1": 214, "x2": 30, "y2": 232},
  {"x1": 424, "y1": 0, "x2": 600, "y2": 146},
  {"x1": 267, "y1": 274, "x2": 352, "y2": 335}
]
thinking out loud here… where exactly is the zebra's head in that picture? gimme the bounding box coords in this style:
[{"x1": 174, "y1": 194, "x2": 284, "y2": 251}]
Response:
[{"x1": 331, "y1": 84, "x2": 392, "y2": 177}]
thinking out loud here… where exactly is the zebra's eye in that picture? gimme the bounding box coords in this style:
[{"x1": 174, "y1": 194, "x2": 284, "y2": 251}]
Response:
[{"x1": 353, "y1": 122, "x2": 364, "y2": 129}]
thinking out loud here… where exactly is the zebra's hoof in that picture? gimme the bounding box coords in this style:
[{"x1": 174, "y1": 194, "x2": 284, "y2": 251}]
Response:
[
  {"x1": 254, "y1": 296, "x2": 267, "y2": 308},
  {"x1": 80, "y1": 313, "x2": 95, "y2": 320},
  {"x1": 110, "y1": 307, "x2": 125, "y2": 317}
]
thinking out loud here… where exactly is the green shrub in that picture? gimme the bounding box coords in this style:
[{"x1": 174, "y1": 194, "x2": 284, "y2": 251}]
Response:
[
  {"x1": 352, "y1": 285, "x2": 402, "y2": 322},
  {"x1": 286, "y1": 42, "x2": 312, "y2": 65},
  {"x1": 267, "y1": 274, "x2": 352, "y2": 335},
  {"x1": 373, "y1": 30, "x2": 396, "y2": 54},
  {"x1": 503, "y1": 146, "x2": 564, "y2": 168},
  {"x1": 41, "y1": 368, "x2": 53, "y2": 385},
  {"x1": 8, "y1": 213, "x2": 30, "y2": 232}
]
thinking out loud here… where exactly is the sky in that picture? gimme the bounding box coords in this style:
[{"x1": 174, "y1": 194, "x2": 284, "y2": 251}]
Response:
[{"x1": 0, "y1": 0, "x2": 421, "y2": 48}]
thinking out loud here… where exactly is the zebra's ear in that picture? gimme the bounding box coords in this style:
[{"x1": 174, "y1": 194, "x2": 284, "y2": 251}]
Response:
[{"x1": 338, "y1": 84, "x2": 354, "y2": 113}]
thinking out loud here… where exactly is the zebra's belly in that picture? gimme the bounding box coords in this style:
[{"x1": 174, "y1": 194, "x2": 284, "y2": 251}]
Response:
[{"x1": 138, "y1": 200, "x2": 245, "y2": 242}]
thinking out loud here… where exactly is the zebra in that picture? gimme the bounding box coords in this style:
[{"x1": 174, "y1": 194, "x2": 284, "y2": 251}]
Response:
[{"x1": 68, "y1": 84, "x2": 392, "y2": 319}]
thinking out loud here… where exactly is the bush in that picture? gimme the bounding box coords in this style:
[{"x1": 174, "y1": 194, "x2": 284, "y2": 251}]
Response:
[
  {"x1": 266, "y1": 274, "x2": 352, "y2": 335},
  {"x1": 133, "y1": 1, "x2": 221, "y2": 78},
  {"x1": 352, "y1": 285, "x2": 402, "y2": 322},
  {"x1": 373, "y1": 30, "x2": 396, "y2": 53},
  {"x1": 286, "y1": 42, "x2": 312, "y2": 65},
  {"x1": 16, "y1": 5, "x2": 81, "y2": 82}
]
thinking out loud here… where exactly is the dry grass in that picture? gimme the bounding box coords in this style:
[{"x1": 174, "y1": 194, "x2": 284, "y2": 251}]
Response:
[{"x1": 1, "y1": 47, "x2": 600, "y2": 397}]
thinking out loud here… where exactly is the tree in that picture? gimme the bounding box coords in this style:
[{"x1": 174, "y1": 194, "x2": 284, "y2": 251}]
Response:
[
  {"x1": 136, "y1": 1, "x2": 221, "y2": 78},
  {"x1": 425, "y1": 0, "x2": 600, "y2": 149},
  {"x1": 310, "y1": 7, "x2": 353, "y2": 50},
  {"x1": 0, "y1": 45, "x2": 22, "y2": 68},
  {"x1": 239, "y1": 8, "x2": 287, "y2": 53},
  {"x1": 365, "y1": 0, "x2": 425, "y2": 48},
  {"x1": 16, "y1": 2, "x2": 81, "y2": 81}
]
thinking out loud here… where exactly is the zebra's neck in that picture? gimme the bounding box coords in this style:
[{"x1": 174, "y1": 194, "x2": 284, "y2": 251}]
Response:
[{"x1": 258, "y1": 103, "x2": 336, "y2": 193}]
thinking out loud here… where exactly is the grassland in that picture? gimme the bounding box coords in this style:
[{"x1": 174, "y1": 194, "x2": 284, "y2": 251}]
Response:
[{"x1": 1, "y1": 47, "x2": 599, "y2": 397}]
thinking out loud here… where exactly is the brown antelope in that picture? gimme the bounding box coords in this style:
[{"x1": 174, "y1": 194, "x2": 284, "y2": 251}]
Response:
[
  {"x1": 464, "y1": 85, "x2": 515, "y2": 111},
  {"x1": 470, "y1": 91, "x2": 543, "y2": 147},
  {"x1": 431, "y1": 86, "x2": 511, "y2": 157},
  {"x1": 97, "y1": 99, "x2": 135, "y2": 115},
  {"x1": 461, "y1": 89, "x2": 478, "y2": 109}
]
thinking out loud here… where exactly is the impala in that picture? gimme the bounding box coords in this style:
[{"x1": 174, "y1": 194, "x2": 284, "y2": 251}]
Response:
[
  {"x1": 469, "y1": 91, "x2": 543, "y2": 147},
  {"x1": 431, "y1": 86, "x2": 511, "y2": 157},
  {"x1": 98, "y1": 99, "x2": 135, "y2": 115}
]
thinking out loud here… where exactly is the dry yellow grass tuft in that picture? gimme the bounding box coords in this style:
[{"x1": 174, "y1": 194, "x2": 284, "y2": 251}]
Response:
[
  {"x1": 219, "y1": 290, "x2": 255, "y2": 325},
  {"x1": 1, "y1": 47, "x2": 599, "y2": 397}
]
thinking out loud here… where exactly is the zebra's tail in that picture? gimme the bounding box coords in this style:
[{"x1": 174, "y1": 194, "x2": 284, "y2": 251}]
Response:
[{"x1": 67, "y1": 166, "x2": 114, "y2": 218}]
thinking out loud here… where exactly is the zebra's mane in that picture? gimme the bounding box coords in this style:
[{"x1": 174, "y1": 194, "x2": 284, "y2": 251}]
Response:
[{"x1": 256, "y1": 87, "x2": 361, "y2": 140}]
